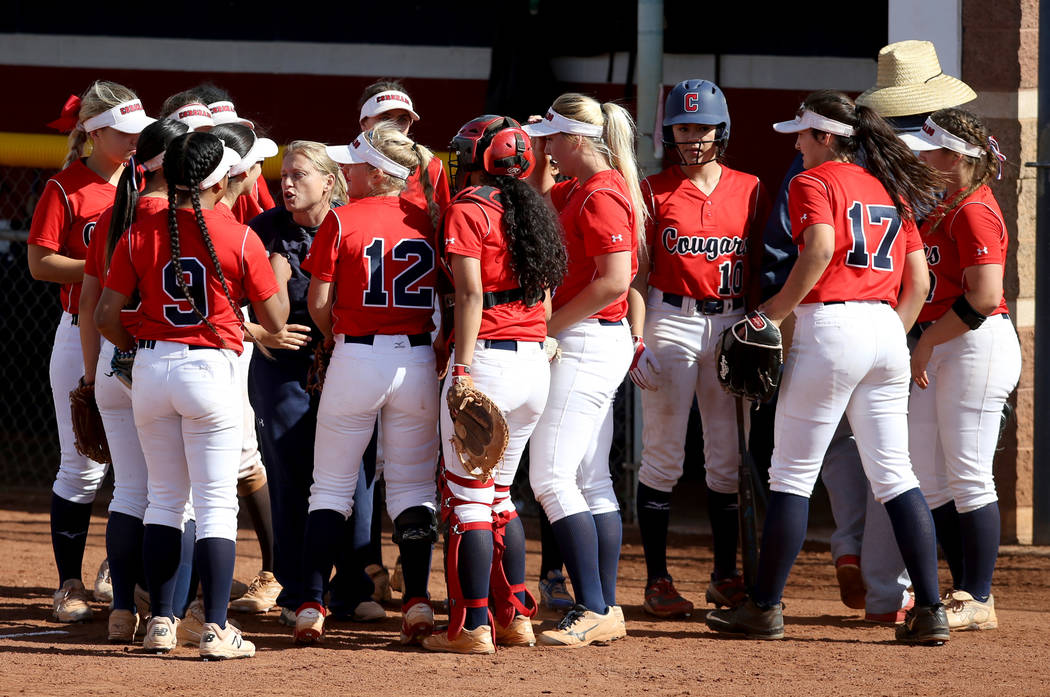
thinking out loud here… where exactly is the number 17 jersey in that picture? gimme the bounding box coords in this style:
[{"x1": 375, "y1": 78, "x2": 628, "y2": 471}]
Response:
[
  {"x1": 788, "y1": 161, "x2": 922, "y2": 306},
  {"x1": 303, "y1": 196, "x2": 436, "y2": 336}
]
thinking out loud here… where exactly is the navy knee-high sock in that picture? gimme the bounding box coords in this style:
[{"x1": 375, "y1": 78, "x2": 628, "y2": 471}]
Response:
[
  {"x1": 931, "y1": 501, "x2": 965, "y2": 589},
  {"x1": 197, "y1": 537, "x2": 236, "y2": 626},
  {"x1": 303, "y1": 509, "x2": 345, "y2": 607},
  {"x1": 593, "y1": 511, "x2": 621, "y2": 608},
  {"x1": 751, "y1": 492, "x2": 809, "y2": 608},
  {"x1": 458, "y1": 528, "x2": 493, "y2": 630},
  {"x1": 105, "y1": 512, "x2": 143, "y2": 612},
  {"x1": 538, "y1": 509, "x2": 563, "y2": 579},
  {"x1": 500, "y1": 516, "x2": 528, "y2": 608},
  {"x1": 397, "y1": 536, "x2": 434, "y2": 603},
  {"x1": 636, "y1": 483, "x2": 672, "y2": 581},
  {"x1": 958, "y1": 502, "x2": 1000, "y2": 602},
  {"x1": 172, "y1": 519, "x2": 196, "y2": 618},
  {"x1": 240, "y1": 485, "x2": 274, "y2": 573},
  {"x1": 143, "y1": 524, "x2": 182, "y2": 620},
  {"x1": 550, "y1": 512, "x2": 606, "y2": 612},
  {"x1": 50, "y1": 493, "x2": 93, "y2": 585},
  {"x1": 707, "y1": 487, "x2": 739, "y2": 580},
  {"x1": 884, "y1": 488, "x2": 941, "y2": 607}
]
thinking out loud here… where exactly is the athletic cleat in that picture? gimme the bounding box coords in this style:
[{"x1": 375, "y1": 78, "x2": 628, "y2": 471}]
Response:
[
  {"x1": 351, "y1": 600, "x2": 386, "y2": 622},
  {"x1": 143, "y1": 616, "x2": 179, "y2": 653},
  {"x1": 944, "y1": 590, "x2": 997, "y2": 630},
  {"x1": 610, "y1": 605, "x2": 627, "y2": 640},
  {"x1": 895, "y1": 603, "x2": 950, "y2": 645},
  {"x1": 705, "y1": 599, "x2": 784, "y2": 640},
  {"x1": 422, "y1": 625, "x2": 495, "y2": 654},
  {"x1": 537, "y1": 605, "x2": 621, "y2": 647},
  {"x1": 200, "y1": 621, "x2": 256, "y2": 660},
  {"x1": 366, "y1": 564, "x2": 392, "y2": 604},
  {"x1": 229, "y1": 571, "x2": 282, "y2": 613},
  {"x1": 133, "y1": 584, "x2": 150, "y2": 620},
  {"x1": 538, "y1": 570, "x2": 574, "y2": 613},
  {"x1": 294, "y1": 602, "x2": 326, "y2": 644},
  {"x1": 835, "y1": 555, "x2": 866, "y2": 610},
  {"x1": 644, "y1": 577, "x2": 694, "y2": 618},
  {"x1": 177, "y1": 599, "x2": 242, "y2": 647},
  {"x1": 399, "y1": 599, "x2": 435, "y2": 644},
  {"x1": 107, "y1": 609, "x2": 139, "y2": 643},
  {"x1": 494, "y1": 614, "x2": 536, "y2": 646},
  {"x1": 277, "y1": 607, "x2": 296, "y2": 627},
  {"x1": 93, "y1": 559, "x2": 113, "y2": 603},
  {"x1": 52, "y1": 579, "x2": 93, "y2": 623},
  {"x1": 706, "y1": 573, "x2": 748, "y2": 609},
  {"x1": 229, "y1": 578, "x2": 249, "y2": 600},
  {"x1": 390, "y1": 556, "x2": 403, "y2": 593},
  {"x1": 864, "y1": 594, "x2": 914, "y2": 625}
]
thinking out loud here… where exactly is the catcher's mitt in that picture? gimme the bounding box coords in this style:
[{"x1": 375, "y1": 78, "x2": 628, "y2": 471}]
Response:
[
  {"x1": 446, "y1": 378, "x2": 509, "y2": 482},
  {"x1": 305, "y1": 339, "x2": 334, "y2": 396},
  {"x1": 716, "y1": 311, "x2": 783, "y2": 403},
  {"x1": 69, "y1": 378, "x2": 112, "y2": 464}
]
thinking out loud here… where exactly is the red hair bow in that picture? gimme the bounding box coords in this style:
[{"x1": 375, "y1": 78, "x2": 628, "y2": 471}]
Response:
[{"x1": 47, "y1": 94, "x2": 82, "y2": 132}]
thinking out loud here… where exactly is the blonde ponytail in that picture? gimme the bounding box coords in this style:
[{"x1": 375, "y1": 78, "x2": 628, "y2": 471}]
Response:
[
  {"x1": 365, "y1": 123, "x2": 440, "y2": 232},
  {"x1": 61, "y1": 80, "x2": 140, "y2": 170},
  {"x1": 600, "y1": 101, "x2": 647, "y2": 243}
]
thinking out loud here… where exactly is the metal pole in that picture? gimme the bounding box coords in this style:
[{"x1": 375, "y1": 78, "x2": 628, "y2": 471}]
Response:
[
  {"x1": 1028, "y1": 0, "x2": 1050, "y2": 544},
  {"x1": 636, "y1": 0, "x2": 663, "y2": 177}
]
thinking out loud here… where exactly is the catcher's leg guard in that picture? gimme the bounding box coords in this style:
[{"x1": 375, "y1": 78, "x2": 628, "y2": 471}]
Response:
[
  {"x1": 441, "y1": 470, "x2": 495, "y2": 640},
  {"x1": 490, "y1": 490, "x2": 537, "y2": 630}
]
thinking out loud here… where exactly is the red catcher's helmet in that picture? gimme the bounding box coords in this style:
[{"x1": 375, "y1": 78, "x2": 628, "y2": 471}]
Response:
[{"x1": 449, "y1": 115, "x2": 534, "y2": 192}]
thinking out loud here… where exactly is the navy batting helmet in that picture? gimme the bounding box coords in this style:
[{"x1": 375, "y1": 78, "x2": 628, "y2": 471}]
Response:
[{"x1": 662, "y1": 79, "x2": 731, "y2": 151}]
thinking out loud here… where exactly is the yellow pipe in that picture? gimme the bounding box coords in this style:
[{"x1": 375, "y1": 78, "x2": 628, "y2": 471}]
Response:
[{"x1": 0, "y1": 131, "x2": 449, "y2": 181}]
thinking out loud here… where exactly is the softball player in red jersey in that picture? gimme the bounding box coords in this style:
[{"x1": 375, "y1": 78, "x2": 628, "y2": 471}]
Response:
[
  {"x1": 522, "y1": 93, "x2": 645, "y2": 647},
  {"x1": 631, "y1": 80, "x2": 769, "y2": 618},
  {"x1": 706, "y1": 90, "x2": 950, "y2": 644},
  {"x1": 295, "y1": 124, "x2": 441, "y2": 646},
  {"x1": 421, "y1": 116, "x2": 566, "y2": 654},
  {"x1": 28, "y1": 81, "x2": 154, "y2": 623},
  {"x1": 903, "y1": 109, "x2": 1020, "y2": 631},
  {"x1": 79, "y1": 118, "x2": 188, "y2": 642},
  {"x1": 96, "y1": 131, "x2": 287, "y2": 659}
]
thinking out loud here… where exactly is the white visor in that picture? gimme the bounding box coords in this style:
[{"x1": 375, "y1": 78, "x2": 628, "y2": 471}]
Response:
[
  {"x1": 773, "y1": 109, "x2": 856, "y2": 138},
  {"x1": 166, "y1": 103, "x2": 216, "y2": 132},
  {"x1": 142, "y1": 150, "x2": 166, "y2": 172},
  {"x1": 522, "y1": 108, "x2": 603, "y2": 138},
  {"x1": 229, "y1": 135, "x2": 278, "y2": 176},
  {"x1": 325, "y1": 134, "x2": 411, "y2": 180},
  {"x1": 81, "y1": 99, "x2": 156, "y2": 134},
  {"x1": 898, "y1": 117, "x2": 984, "y2": 158},
  {"x1": 197, "y1": 147, "x2": 243, "y2": 190},
  {"x1": 208, "y1": 101, "x2": 255, "y2": 129},
  {"x1": 359, "y1": 90, "x2": 420, "y2": 123}
]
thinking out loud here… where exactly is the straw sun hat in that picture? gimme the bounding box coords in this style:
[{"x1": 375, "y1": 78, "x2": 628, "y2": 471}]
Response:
[{"x1": 856, "y1": 40, "x2": 976, "y2": 117}]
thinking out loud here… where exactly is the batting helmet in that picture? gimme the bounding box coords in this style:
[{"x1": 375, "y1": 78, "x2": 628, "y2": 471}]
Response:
[
  {"x1": 662, "y1": 79, "x2": 731, "y2": 152},
  {"x1": 449, "y1": 115, "x2": 534, "y2": 192}
]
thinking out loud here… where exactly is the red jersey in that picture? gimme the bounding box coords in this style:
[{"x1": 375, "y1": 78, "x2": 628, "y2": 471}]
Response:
[
  {"x1": 788, "y1": 161, "x2": 922, "y2": 306},
  {"x1": 86, "y1": 196, "x2": 169, "y2": 335},
  {"x1": 642, "y1": 165, "x2": 768, "y2": 299},
  {"x1": 442, "y1": 185, "x2": 546, "y2": 342},
  {"x1": 303, "y1": 196, "x2": 436, "y2": 337},
  {"x1": 28, "y1": 160, "x2": 117, "y2": 314},
  {"x1": 105, "y1": 208, "x2": 278, "y2": 353},
  {"x1": 403, "y1": 157, "x2": 451, "y2": 218},
  {"x1": 550, "y1": 170, "x2": 638, "y2": 321},
  {"x1": 231, "y1": 179, "x2": 276, "y2": 225},
  {"x1": 918, "y1": 185, "x2": 1009, "y2": 323}
]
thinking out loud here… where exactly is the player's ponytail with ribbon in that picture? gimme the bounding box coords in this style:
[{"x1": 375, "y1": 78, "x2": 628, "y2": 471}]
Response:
[
  {"x1": 52, "y1": 81, "x2": 139, "y2": 170},
  {"x1": 803, "y1": 90, "x2": 944, "y2": 221},
  {"x1": 106, "y1": 119, "x2": 188, "y2": 270}
]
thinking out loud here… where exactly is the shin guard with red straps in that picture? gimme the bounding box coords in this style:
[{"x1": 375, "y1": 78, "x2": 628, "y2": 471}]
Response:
[
  {"x1": 441, "y1": 468, "x2": 494, "y2": 640},
  {"x1": 490, "y1": 486, "x2": 537, "y2": 629}
]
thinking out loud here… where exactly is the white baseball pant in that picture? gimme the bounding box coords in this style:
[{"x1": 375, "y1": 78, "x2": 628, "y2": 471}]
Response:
[
  {"x1": 133, "y1": 341, "x2": 242, "y2": 540},
  {"x1": 771, "y1": 301, "x2": 920, "y2": 502},
  {"x1": 309, "y1": 335, "x2": 439, "y2": 521},
  {"x1": 95, "y1": 339, "x2": 148, "y2": 520},
  {"x1": 530, "y1": 319, "x2": 633, "y2": 523},
  {"x1": 638, "y1": 289, "x2": 745, "y2": 494},
  {"x1": 51, "y1": 312, "x2": 107, "y2": 503},
  {"x1": 908, "y1": 314, "x2": 1021, "y2": 513},
  {"x1": 441, "y1": 341, "x2": 550, "y2": 523},
  {"x1": 238, "y1": 314, "x2": 263, "y2": 480}
]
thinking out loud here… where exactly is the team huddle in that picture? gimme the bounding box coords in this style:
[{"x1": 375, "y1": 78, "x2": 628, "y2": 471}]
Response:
[{"x1": 27, "y1": 39, "x2": 1019, "y2": 659}]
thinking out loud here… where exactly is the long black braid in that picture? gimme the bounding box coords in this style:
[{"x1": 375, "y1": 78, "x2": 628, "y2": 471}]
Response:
[{"x1": 490, "y1": 175, "x2": 567, "y2": 305}]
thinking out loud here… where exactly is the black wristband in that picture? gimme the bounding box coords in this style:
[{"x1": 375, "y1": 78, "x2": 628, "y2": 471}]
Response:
[{"x1": 951, "y1": 295, "x2": 987, "y2": 330}]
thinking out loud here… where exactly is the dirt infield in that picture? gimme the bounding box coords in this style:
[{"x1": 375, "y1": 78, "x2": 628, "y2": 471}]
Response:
[{"x1": 3, "y1": 491, "x2": 1049, "y2": 697}]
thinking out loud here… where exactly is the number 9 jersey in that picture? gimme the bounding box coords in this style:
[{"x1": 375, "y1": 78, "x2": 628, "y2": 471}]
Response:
[
  {"x1": 303, "y1": 197, "x2": 436, "y2": 336},
  {"x1": 788, "y1": 161, "x2": 922, "y2": 304}
]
